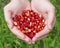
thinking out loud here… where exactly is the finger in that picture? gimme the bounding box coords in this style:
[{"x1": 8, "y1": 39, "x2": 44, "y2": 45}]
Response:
[
  {"x1": 32, "y1": 17, "x2": 56, "y2": 43},
  {"x1": 32, "y1": 26, "x2": 50, "y2": 42},
  {"x1": 10, "y1": 0, "x2": 30, "y2": 11},
  {"x1": 10, "y1": 27, "x2": 26, "y2": 39},
  {"x1": 47, "y1": 16, "x2": 56, "y2": 30},
  {"x1": 32, "y1": 34, "x2": 48, "y2": 44},
  {"x1": 10, "y1": 26, "x2": 32, "y2": 44},
  {"x1": 23, "y1": 36, "x2": 32, "y2": 44},
  {"x1": 4, "y1": 7, "x2": 13, "y2": 29},
  {"x1": 48, "y1": 8, "x2": 55, "y2": 24},
  {"x1": 4, "y1": 0, "x2": 31, "y2": 44},
  {"x1": 4, "y1": 9, "x2": 32, "y2": 44},
  {"x1": 5, "y1": 0, "x2": 30, "y2": 15},
  {"x1": 46, "y1": 7, "x2": 56, "y2": 30}
]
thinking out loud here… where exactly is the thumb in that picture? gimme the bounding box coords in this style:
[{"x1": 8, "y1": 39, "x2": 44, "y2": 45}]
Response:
[
  {"x1": 4, "y1": 7, "x2": 13, "y2": 29},
  {"x1": 47, "y1": 8, "x2": 56, "y2": 30}
]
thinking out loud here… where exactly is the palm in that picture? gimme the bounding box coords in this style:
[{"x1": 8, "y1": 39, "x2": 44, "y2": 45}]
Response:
[
  {"x1": 4, "y1": 0, "x2": 56, "y2": 44},
  {"x1": 4, "y1": 0, "x2": 31, "y2": 44},
  {"x1": 31, "y1": 0, "x2": 56, "y2": 43}
]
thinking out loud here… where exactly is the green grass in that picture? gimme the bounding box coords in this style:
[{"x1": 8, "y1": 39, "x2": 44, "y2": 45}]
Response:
[{"x1": 0, "y1": 0, "x2": 60, "y2": 48}]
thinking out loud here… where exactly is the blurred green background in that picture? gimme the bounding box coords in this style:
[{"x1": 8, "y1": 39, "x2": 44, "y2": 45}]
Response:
[{"x1": 0, "y1": 0, "x2": 60, "y2": 48}]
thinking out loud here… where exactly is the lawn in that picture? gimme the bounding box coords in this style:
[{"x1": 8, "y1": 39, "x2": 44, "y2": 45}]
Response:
[{"x1": 0, "y1": 0, "x2": 60, "y2": 48}]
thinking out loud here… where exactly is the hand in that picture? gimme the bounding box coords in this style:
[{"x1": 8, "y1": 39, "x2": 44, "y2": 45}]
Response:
[
  {"x1": 4, "y1": 0, "x2": 56, "y2": 44},
  {"x1": 4, "y1": 0, "x2": 32, "y2": 44},
  {"x1": 31, "y1": 0, "x2": 56, "y2": 43}
]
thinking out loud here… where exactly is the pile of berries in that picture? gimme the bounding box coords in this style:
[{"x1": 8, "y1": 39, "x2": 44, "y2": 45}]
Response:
[{"x1": 13, "y1": 10, "x2": 45, "y2": 39}]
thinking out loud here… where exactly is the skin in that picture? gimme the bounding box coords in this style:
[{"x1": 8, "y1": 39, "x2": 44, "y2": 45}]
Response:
[
  {"x1": 4, "y1": 0, "x2": 32, "y2": 44},
  {"x1": 4, "y1": 0, "x2": 56, "y2": 44},
  {"x1": 31, "y1": 0, "x2": 56, "y2": 44}
]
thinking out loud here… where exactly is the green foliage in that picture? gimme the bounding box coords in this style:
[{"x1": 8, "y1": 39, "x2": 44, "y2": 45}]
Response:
[{"x1": 0, "y1": 0, "x2": 60, "y2": 48}]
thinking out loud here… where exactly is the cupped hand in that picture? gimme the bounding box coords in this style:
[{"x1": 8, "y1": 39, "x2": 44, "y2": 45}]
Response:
[
  {"x1": 31, "y1": 0, "x2": 56, "y2": 43},
  {"x1": 4, "y1": 0, "x2": 32, "y2": 44},
  {"x1": 4, "y1": 0, "x2": 56, "y2": 44}
]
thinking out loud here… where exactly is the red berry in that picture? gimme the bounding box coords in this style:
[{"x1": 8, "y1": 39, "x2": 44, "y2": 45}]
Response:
[{"x1": 13, "y1": 10, "x2": 45, "y2": 39}]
